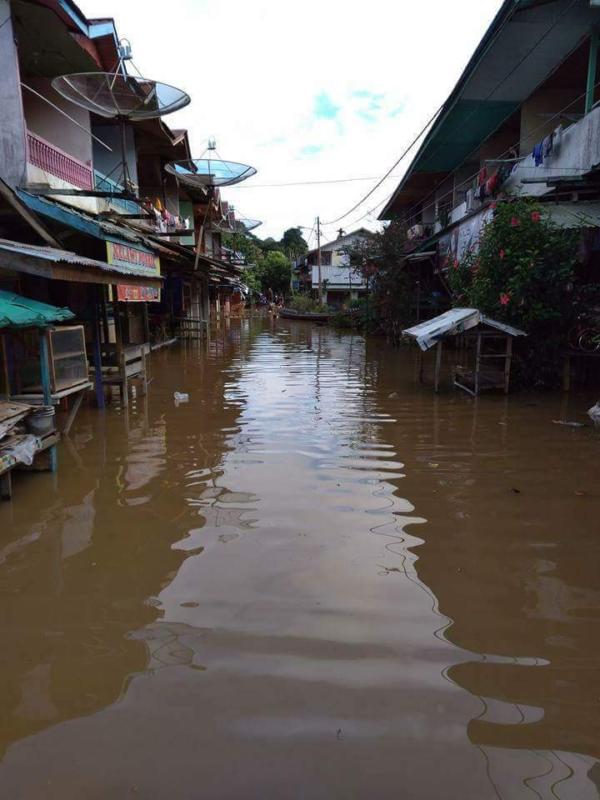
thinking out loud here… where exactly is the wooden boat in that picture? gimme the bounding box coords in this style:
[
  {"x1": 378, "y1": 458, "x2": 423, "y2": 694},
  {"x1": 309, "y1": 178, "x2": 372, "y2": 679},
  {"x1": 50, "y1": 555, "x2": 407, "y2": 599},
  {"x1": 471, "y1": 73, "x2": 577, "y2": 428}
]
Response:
[{"x1": 278, "y1": 308, "x2": 330, "y2": 322}]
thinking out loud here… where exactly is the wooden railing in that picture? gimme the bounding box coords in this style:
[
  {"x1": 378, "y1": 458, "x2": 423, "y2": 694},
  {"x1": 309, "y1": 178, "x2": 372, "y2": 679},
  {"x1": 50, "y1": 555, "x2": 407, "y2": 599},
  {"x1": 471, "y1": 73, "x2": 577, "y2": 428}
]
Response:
[{"x1": 27, "y1": 130, "x2": 93, "y2": 190}]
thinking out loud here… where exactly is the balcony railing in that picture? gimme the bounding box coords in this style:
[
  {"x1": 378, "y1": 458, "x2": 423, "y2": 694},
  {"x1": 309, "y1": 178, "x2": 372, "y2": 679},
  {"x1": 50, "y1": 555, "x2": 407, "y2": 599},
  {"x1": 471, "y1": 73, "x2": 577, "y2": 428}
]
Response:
[{"x1": 27, "y1": 130, "x2": 93, "y2": 190}]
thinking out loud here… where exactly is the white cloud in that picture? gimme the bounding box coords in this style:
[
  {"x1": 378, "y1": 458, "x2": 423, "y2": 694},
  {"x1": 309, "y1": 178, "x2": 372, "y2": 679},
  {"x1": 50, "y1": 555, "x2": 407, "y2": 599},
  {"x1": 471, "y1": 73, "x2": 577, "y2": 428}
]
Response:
[{"x1": 78, "y1": 0, "x2": 503, "y2": 240}]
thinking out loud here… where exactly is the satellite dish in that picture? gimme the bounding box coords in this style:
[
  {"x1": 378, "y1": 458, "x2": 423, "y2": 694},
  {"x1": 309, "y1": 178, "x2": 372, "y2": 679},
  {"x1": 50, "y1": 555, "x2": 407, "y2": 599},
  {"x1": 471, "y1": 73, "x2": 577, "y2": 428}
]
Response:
[
  {"x1": 165, "y1": 158, "x2": 257, "y2": 189},
  {"x1": 212, "y1": 216, "x2": 262, "y2": 234},
  {"x1": 234, "y1": 217, "x2": 262, "y2": 233},
  {"x1": 51, "y1": 73, "x2": 190, "y2": 120}
]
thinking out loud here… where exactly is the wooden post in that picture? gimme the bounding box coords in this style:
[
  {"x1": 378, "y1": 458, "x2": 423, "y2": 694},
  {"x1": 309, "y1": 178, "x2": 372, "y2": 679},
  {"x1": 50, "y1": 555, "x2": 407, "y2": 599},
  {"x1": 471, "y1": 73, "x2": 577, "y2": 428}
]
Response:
[
  {"x1": 142, "y1": 302, "x2": 151, "y2": 387},
  {"x1": 0, "y1": 333, "x2": 9, "y2": 399},
  {"x1": 434, "y1": 340, "x2": 443, "y2": 393},
  {"x1": 504, "y1": 336, "x2": 513, "y2": 394},
  {"x1": 39, "y1": 330, "x2": 57, "y2": 473},
  {"x1": 562, "y1": 353, "x2": 571, "y2": 392},
  {"x1": 92, "y1": 287, "x2": 105, "y2": 409},
  {"x1": 474, "y1": 332, "x2": 483, "y2": 396},
  {"x1": 0, "y1": 471, "x2": 12, "y2": 500},
  {"x1": 100, "y1": 286, "x2": 110, "y2": 347},
  {"x1": 418, "y1": 349, "x2": 424, "y2": 383},
  {"x1": 113, "y1": 297, "x2": 127, "y2": 406}
]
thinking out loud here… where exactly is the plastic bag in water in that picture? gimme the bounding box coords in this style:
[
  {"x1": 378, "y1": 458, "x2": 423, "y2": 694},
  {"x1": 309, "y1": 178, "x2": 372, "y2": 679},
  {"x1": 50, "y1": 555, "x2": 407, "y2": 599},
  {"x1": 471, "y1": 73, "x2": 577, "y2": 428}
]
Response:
[
  {"x1": 173, "y1": 392, "x2": 189, "y2": 404},
  {"x1": 10, "y1": 435, "x2": 40, "y2": 466}
]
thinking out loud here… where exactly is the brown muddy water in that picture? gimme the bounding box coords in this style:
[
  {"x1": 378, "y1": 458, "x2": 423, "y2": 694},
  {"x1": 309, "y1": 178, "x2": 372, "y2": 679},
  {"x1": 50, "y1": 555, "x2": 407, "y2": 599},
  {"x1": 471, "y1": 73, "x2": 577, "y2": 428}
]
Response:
[{"x1": 1, "y1": 317, "x2": 600, "y2": 799}]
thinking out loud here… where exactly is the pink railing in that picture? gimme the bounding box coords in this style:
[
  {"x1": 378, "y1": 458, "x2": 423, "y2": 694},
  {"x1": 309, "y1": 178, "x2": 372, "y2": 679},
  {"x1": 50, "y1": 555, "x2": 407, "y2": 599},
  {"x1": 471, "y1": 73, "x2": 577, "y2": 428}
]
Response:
[{"x1": 27, "y1": 131, "x2": 93, "y2": 190}]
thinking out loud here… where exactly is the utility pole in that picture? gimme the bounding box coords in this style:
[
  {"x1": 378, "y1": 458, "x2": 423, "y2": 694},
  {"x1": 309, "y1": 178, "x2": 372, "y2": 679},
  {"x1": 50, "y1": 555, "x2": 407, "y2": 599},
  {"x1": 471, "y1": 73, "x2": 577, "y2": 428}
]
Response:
[{"x1": 316, "y1": 216, "x2": 322, "y2": 303}]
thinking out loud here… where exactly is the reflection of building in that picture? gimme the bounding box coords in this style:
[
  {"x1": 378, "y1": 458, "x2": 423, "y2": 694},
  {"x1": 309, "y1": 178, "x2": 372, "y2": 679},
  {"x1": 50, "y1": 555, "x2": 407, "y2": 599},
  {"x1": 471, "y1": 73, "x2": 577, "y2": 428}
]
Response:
[{"x1": 0, "y1": 328, "x2": 250, "y2": 759}]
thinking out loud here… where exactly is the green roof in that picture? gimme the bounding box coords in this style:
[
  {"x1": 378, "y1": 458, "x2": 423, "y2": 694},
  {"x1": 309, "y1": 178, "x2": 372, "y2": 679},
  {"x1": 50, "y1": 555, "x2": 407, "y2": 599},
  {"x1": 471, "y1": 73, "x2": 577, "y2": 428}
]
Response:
[{"x1": 0, "y1": 290, "x2": 75, "y2": 329}]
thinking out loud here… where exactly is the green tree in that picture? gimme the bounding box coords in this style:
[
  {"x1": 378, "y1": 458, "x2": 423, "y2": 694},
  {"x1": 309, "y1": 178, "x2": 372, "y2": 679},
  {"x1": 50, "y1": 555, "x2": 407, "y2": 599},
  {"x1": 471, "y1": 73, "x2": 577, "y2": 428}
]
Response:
[
  {"x1": 281, "y1": 227, "x2": 308, "y2": 258},
  {"x1": 257, "y1": 250, "x2": 291, "y2": 296},
  {"x1": 447, "y1": 199, "x2": 581, "y2": 387}
]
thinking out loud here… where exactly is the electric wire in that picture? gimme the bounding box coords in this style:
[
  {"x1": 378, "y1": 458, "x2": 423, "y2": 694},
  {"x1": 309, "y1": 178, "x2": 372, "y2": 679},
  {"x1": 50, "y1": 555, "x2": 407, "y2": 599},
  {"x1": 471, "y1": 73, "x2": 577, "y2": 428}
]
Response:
[
  {"x1": 322, "y1": 0, "x2": 578, "y2": 227},
  {"x1": 388, "y1": 74, "x2": 600, "y2": 234}
]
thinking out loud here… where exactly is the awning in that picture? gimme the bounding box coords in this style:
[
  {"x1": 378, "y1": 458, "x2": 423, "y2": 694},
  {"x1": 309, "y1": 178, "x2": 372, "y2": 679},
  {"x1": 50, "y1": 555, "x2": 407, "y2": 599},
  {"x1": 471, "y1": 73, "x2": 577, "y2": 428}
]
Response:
[
  {"x1": 403, "y1": 308, "x2": 526, "y2": 351},
  {"x1": 0, "y1": 289, "x2": 74, "y2": 328},
  {"x1": 0, "y1": 238, "x2": 164, "y2": 288},
  {"x1": 542, "y1": 202, "x2": 600, "y2": 229}
]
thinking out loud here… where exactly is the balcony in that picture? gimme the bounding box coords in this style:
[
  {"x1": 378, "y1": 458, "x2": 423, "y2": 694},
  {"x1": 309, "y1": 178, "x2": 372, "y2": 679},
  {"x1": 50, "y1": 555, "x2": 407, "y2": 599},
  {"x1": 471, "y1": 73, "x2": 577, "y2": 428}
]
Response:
[
  {"x1": 503, "y1": 105, "x2": 600, "y2": 199},
  {"x1": 27, "y1": 130, "x2": 93, "y2": 191},
  {"x1": 312, "y1": 264, "x2": 366, "y2": 289}
]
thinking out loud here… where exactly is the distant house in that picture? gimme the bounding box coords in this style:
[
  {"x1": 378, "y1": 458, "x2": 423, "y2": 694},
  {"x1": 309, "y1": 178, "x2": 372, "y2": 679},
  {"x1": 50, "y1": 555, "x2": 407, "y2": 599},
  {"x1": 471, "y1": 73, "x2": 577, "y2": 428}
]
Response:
[{"x1": 301, "y1": 228, "x2": 372, "y2": 307}]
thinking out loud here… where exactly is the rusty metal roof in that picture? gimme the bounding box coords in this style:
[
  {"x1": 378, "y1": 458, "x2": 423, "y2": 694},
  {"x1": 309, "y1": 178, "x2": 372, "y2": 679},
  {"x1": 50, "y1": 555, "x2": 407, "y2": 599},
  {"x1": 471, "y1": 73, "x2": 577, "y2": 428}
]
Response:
[
  {"x1": 403, "y1": 308, "x2": 526, "y2": 351},
  {"x1": 0, "y1": 238, "x2": 164, "y2": 287}
]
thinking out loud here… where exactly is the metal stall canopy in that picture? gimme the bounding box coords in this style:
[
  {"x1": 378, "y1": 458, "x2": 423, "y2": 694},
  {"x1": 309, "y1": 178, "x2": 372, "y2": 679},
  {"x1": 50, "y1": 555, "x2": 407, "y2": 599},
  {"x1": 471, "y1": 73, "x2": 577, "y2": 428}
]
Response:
[
  {"x1": 403, "y1": 308, "x2": 527, "y2": 395},
  {"x1": 403, "y1": 308, "x2": 526, "y2": 351}
]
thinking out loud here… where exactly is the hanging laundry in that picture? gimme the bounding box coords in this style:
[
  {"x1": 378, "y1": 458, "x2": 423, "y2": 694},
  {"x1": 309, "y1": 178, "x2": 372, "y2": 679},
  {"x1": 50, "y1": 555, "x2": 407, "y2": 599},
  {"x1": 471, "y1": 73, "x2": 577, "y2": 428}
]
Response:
[
  {"x1": 478, "y1": 167, "x2": 488, "y2": 187},
  {"x1": 553, "y1": 125, "x2": 563, "y2": 156},
  {"x1": 485, "y1": 173, "x2": 500, "y2": 195},
  {"x1": 533, "y1": 142, "x2": 544, "y2": 167},
  {"x1": 543, "y1": 132, "x2": 554, "y2": 159}
]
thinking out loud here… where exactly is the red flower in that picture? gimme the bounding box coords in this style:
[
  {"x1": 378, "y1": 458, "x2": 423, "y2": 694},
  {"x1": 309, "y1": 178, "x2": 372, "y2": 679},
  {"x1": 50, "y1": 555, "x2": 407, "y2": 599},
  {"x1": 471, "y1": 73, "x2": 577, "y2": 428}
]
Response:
[
  {"x1": 453, "y1": 259, "x2": 459, "y2": 270},
  {"x1": 510, "y1": 217, "x2": 521, "y2": 227},
  {"x1": 531, "y1": 211, "x2": 541, "y2": 223},
  {"x1": 499, "y1": 249, "x2": 505, "y2": 260},
  {"x1": 490, "y1": 202, "x2": 497, "y2": 210},
  {"x1": 500, "y1": 292, "x2": 511, "y2": 306}
]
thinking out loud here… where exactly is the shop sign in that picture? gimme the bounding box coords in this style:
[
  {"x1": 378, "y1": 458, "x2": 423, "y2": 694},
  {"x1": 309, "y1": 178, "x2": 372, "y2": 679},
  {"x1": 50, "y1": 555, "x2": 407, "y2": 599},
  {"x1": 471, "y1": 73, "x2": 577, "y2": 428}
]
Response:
[{"x1": 106, "y1": 241, "x2": 161, "y2": 302}]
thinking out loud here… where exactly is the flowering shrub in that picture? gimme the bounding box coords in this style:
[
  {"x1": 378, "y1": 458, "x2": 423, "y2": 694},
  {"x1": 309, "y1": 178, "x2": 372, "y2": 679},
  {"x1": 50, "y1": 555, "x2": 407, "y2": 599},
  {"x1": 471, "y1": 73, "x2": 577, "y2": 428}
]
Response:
[{"x1": 447, "y1": 199, "x2": 580, "y2": 387}]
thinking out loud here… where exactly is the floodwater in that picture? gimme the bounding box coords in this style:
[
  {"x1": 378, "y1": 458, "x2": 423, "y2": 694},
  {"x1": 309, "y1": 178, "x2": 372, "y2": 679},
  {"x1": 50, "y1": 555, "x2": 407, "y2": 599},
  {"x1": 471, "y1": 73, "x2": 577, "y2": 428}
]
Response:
[{"x1": 1, "y1": 317, "x2": 600, "y2": 799}]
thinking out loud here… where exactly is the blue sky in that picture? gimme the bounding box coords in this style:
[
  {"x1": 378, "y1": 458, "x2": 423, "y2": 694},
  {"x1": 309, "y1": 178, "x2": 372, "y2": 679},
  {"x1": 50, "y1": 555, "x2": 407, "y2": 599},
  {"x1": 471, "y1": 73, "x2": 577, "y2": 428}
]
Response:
[{"x1": 80, "y1": 0, "x2": 504, "y2": 241}]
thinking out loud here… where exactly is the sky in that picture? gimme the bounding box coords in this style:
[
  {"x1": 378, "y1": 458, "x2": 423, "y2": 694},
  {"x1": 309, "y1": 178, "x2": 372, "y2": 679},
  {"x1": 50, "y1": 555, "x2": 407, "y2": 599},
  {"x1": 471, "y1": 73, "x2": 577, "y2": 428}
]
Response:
[{"x1": 79, "y1": 0, "x2": 504, "y2": 244}]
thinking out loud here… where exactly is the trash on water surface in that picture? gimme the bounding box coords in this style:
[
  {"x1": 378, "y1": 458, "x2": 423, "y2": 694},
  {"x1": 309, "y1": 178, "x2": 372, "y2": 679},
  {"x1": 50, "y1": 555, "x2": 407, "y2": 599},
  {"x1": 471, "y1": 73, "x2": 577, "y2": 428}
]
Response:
[
  {"x1": 552, "y1": 420, "x2": 584, "y2": 428},
  {"x1": 174, "y1": 392, "x2": 189, "y2": 404}
]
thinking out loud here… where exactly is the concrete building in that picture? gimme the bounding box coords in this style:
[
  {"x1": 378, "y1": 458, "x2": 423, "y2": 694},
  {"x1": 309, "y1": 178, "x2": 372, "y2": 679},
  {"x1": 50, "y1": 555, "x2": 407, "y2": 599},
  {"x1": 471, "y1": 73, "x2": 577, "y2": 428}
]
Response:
[
  {"x1": 380, "y1": 0, "x2": 600, "y2": 272},
  {"x1": 304, "y1": 228, "x2": 372, "y2": 307}
]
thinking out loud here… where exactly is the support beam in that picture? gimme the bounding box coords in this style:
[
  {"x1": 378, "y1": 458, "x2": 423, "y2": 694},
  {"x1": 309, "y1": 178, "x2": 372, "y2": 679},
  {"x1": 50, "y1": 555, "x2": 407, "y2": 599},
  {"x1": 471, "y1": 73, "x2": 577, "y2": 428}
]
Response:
[
  {"x1": 434, "y1": 341, "x2": 443, "y2": 393},
  {"x1": 587, "y1": 29, "x2": 599, "y2": 115},
  {"x1": 39, "y1": 331, "x2": 57, "y2": 472}
]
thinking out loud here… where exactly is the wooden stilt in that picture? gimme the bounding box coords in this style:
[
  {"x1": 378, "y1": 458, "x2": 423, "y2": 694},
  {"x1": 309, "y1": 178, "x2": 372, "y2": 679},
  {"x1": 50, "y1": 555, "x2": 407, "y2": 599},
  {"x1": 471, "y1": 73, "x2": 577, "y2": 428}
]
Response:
[
  {"x1": 504, "y1": 336, "x2": 513, "y2": 394},
  {"x1": 92, "y1": 287, "x2": 105, "y2": 409},
  {"x1": 474, "y1": 333, "x2": 483, "y2": 396},
  {"x1": 434, "y1": 341, "x2": 443, "y2": 393},
  {"x1": 62, "y1": 389, "x2": 85, "y2": 436},
  {"x1": 39, "y1": 331, "x2": 57, "y2": 473}
]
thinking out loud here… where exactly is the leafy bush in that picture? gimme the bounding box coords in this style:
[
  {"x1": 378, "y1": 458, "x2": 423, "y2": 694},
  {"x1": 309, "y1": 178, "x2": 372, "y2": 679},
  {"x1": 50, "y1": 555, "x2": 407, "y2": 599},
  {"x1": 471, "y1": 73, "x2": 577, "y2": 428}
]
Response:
[
  {"x1": 288, "y1": 294, "x2": 328, "y2": 313},
  {"x1": 447, "y1": 199, "x2": 580, "y2": 387}
]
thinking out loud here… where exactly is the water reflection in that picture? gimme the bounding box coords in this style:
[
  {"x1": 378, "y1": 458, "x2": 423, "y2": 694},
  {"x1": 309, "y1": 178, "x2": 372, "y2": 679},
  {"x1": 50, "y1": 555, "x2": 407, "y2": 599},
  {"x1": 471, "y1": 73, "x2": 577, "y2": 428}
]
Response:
[
  {"x1": 1, "y1": 319, "x2": 599, "y2": 799},
  {"x1": 368, "y1": 336, "x2": 600, "y2": 797}
]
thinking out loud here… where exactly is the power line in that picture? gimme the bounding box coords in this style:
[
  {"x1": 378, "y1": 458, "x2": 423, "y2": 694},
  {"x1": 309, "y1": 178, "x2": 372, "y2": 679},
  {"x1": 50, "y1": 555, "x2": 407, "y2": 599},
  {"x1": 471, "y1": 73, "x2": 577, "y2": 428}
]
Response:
[
  {"x1": 389, "y1": 75, "x2": 600, "y2": 234},
  {"x1": 321, "y1": 105, "x2": 444, "y2": 226},
  {"x1": 233, "y1": 174, "x2": 402, "y2": 189},
  {"x1": 319, "y1": 0, "x2": 525, "y2": 226},
  {"x1": 387, "y1": 0, "x2": 578, "y2": 217},
  {"x1": 323, "y1": 0, "x2": 577, "y2": 229}
]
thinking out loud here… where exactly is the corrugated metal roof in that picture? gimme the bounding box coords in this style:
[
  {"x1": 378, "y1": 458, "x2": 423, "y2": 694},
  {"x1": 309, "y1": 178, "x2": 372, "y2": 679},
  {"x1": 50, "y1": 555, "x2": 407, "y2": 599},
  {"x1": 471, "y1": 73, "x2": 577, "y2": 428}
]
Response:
[
  {"x1": 543, "y1": 202, "x2": 600, "y2": 228},
  {"x1": 0, "y1": 289, "x2": 74, "y2": 328},
  {"x1": 403, "y1": 308, "x2": 526, "y2": 351},
  {"x1": 0, "y1": 238, "x2": 162, "y2": 279}
]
